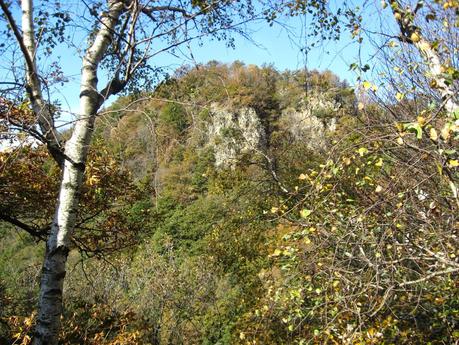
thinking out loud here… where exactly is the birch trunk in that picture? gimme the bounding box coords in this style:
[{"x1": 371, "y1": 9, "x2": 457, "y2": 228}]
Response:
[
  {"x1": 33, "y1": 1, "x2": 125, "y2": 344},
  {"x1": 415, "y1": 37, "x2": 459, "y2": 115},
  {"x1": 389, "y1": 1, "x2": 458, "y2": 115},
  {"x1": 21, "y1": 0, "x2": 62, "y2": 164},
  {"x1": 389, "y1": 2, "x2": 459, "y2": 204}
]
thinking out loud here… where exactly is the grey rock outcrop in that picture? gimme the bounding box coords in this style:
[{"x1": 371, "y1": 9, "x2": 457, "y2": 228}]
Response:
[
  {"x1": 207, "y1": 104, "x2": 266, "y2": 168},
  {"x1": 279, "y1": 96, "x2": 339, "y2": 150},
  {"x1": 206, "y1": 95, "x2": 339, "y2": 167}
]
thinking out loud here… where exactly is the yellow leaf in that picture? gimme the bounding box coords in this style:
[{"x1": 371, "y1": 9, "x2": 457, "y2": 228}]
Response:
[
  {"x1": 357, "y1": 147, "x2": 368, "y2": 156},
  {"x1": 362, "y1": 81, "x2": 372, "y2": 90},
  {"x1": 449, "y1": 159, "x2": 459, "y2": 167},
  {"x1": 395, "y1": 122, "x2": 404, "y2": 131},
  {"x1": 429, "y1": 128, "x2": 438, "y2": 141},
  {"x1": 410, "y1": 31, "x2": 421, "y2": 43},
  {"x1": 270, "y1": 207, "x2": 279, "y2": 213},
  {"x1": 441, "y1": 124, "x2": 451, "y2": 140},
  {"x1": 395, "y1": 92, "x2": 404, "y2": 101},
  {"x1": 417, "y1": 116, "x2": 426, "y2": 125},
  {"x1": 24, "y1": 317, "x2": 33, "y2": 327},
  {"x1": 88, "y1": 175, "x2": 100, "y2": 186},
  {"x1": 272, "y1": 249, "x2": 282, "y2": 256},
  {"x1": 375, "y1": 158, "x2": 383, "y2": 167}
]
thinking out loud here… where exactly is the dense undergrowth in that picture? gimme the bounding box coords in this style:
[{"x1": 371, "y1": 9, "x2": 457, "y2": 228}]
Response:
[{"x1": 1, "y1": 62, "x2": 458, "y2": 344}]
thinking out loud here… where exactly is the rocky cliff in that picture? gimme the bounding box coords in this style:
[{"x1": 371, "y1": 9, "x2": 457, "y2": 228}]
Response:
[{"x1": 100, "y1": 63, "x2": 354, "y2": 178}]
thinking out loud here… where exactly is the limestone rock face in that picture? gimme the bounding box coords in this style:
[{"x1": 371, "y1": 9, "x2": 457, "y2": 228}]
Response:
[
  {"x1": 207, "y1": 104, "x2": 266, "y2": 168},
  {"x1": 279, "y1": 96, "x2": 340, "y2": 150},
  {"x1": 206, "y1": 95, "x2": 339, "y2": 167}
]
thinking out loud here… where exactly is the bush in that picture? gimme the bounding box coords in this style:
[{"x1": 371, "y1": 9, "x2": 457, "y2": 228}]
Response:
[{"x1": 159, "y1": 103, "x2": 189, "y2": 133}]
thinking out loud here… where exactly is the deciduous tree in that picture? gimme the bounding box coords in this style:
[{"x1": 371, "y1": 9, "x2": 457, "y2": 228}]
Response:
[{"x1": 0, "y1": 0, "x2": 263, "y2": 342}]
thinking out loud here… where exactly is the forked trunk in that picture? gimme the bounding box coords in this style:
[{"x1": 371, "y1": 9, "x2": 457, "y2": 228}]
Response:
[{"x1": 32, "y1": 1, "x2": 125, "y2": 344}]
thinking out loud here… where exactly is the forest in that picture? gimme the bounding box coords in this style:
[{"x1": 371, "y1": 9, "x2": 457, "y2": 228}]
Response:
[{"x1": 0, "y1": 1, "x2": 458, "y2": 344}]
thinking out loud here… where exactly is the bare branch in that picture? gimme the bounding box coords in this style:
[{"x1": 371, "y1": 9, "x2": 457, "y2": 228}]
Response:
[
  {"x1": 141, "y1": 5, "x2": 193, "y2": 19},
  {"x1": 0, "y1": 0, "x2": 64, "y2": 166},
  {"x1": 398, "y1": 267, "x2": 459, "y2": 287},
  {"x1": 0, "y1": 0, "x2": 36, "y2": 82},
  {"x1": 0, "y1": 213, "x2": 48, "y2": 240}
]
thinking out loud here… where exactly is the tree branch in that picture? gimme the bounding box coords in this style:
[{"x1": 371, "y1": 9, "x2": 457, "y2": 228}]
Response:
[
  {"x1": 0, "y1": 0, "x2": 36, "y2": 81},
  {"x1": 398, "y1": 267, "x2": 459, "y2": 287},
  {"x1": 141, "y1": 5, "x2": 192, "y2": 19},
  {"x1": 0, "y1": 213, "x2": 48, "y2": 240},
  {"x1": 389, "y1": 0, "x2": 458, "y2": 115},
  {"x1": 0, "y1": 0, "x2": 64, "y2": 167}
]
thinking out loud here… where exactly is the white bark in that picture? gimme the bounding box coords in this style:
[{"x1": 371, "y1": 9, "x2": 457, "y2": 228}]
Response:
[
  {"x1": 389, "y1": 3, "x2": 459, "y2": 240},
  {"x1": 21, "y1": 0, "x2": 62, "y2": 162},
  {"x1": 21, "y1": 0, "x2": 35, "y2": 63},
  {"x1": 390, "y1": 4, "x2": 459, "y2": 207},
  {"x1": 415, "y1": 37, "x2": 459, "y2": 115},
  {"x1": 389, "y1": 1, "x2": 458, "y2": 116},
  {"x1": 33, "y1": 1, "x2": 126, "y2": 344}
]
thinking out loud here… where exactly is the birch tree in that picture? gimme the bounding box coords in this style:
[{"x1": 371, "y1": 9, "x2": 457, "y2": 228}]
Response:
[
  {"x1": 387, "y1": 0, "x2": 458, "y2": 114},
  {"x1": 0, "y1": 1, "x2": 262, "y2": 343},
  {"x1": 386, "y1": 0, "x2": 459, "y2": 203}
]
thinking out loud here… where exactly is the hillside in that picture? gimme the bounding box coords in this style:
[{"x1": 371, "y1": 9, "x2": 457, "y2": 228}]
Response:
[{"x1": 1, "y1": 62, "x2": 458, "y2": 345}]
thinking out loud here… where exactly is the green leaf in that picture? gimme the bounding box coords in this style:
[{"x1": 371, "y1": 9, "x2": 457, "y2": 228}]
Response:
[
  {"x1": 403, "y1": 123, "x2": 423, "y2": 139},
  {"x1": 300, "y1": 209, "x2": 312, "y2": 218}
]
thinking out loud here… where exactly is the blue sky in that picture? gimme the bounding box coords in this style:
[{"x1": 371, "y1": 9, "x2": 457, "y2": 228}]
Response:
[
  {"x1": 53, "y1": 16, "x2": 369, "y2": 120},
  {"x1": 1, "y1": 0, "x2": 389, "y2": 125}
]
